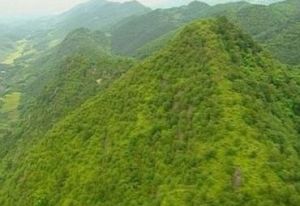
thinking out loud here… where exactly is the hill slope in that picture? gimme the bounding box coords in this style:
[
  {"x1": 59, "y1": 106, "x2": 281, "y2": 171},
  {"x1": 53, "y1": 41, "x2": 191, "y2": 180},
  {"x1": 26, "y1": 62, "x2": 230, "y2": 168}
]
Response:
[
  {"x1": 1, "y1": 18, "x2": 300, "y2": 205},
  {"x1": 111, "y1": 1, "x2": 213, "y2": 55},
  {"x1": 27, "y1": 0, "x2": 151, "y2": 57},
  {"x1": 112, "y1": 0, "x2": 300, "y2": 65},
  {"x1": 232, "y1": 0, "x2": 300, "y2": 65},
  {"x1": 56, "y1": 0, "x2": 150, "y2": 32},
  {"x1": 0, "y1": 28, "x2": 134, "y2": 160},
  {"x1": 19, "y1": 28, "x2": 134, "y2": 136}
]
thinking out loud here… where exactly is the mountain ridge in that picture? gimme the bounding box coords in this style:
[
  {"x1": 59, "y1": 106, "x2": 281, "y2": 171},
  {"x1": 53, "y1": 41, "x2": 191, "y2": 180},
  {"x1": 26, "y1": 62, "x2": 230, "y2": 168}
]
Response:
[
  {"x1": 1, "y1": 18, "x2": 299, "y2": 205},
  {"x1": 111, "y1": 0, "x2": 300, "y2": 65}
]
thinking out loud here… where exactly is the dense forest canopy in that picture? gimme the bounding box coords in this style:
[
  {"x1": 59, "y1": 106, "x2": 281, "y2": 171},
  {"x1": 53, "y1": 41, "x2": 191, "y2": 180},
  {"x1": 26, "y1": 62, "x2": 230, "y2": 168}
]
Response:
[{"x1": 0, "y1": 0, "x2": 299, "y2": 205}]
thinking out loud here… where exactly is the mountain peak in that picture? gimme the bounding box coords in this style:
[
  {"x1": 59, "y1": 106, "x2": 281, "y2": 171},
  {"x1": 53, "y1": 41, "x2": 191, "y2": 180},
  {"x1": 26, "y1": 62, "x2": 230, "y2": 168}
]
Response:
[
  {"x1": 164, "y1": 17, "x2": 263, "y2": 68},
  {"x1": 187, "y1": 1, "x2": 210, "y2": 8},
  {"x1": 58, "y1": 0, "x2": 150, "y2": 31},
  {"x1": 8, "y1": 18, "x2": 299, "y2": 205}
]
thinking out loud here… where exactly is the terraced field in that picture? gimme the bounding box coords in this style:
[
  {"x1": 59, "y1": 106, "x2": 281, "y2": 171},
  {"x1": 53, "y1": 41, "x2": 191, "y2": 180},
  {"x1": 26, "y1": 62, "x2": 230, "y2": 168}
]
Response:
[
  {"x1": 0, "y1": 92, "x2": 21, "y2": 135},
  {"x1": 0, "y1": 92, "x2": 21, "y2": 119},
  {"x1": 2, "y1": 39, "x2": 28, "y2": 65}
]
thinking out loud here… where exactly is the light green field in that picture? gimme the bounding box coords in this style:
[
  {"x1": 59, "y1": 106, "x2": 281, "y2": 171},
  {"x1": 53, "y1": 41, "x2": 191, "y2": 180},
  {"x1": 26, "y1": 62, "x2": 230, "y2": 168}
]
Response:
[
  {"x1": 48, "y1": 39, "x2": 61, "y2": 48},
  {"x1": 0, "y1": 92, "x2": 21, "y2": 120},
  {"x1": 2, "y1": 39, "x2": 28, "y2": 65}
]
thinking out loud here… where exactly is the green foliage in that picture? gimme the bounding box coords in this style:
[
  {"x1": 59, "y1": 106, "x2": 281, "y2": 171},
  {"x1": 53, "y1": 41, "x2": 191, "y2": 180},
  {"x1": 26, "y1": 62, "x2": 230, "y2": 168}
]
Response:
[
  {"x1": 57, "y1": 0, "x2": 150, "y2": 32},
  {"x1": 0, "y1": 24, "x2": 22, "y2": 62},
  {"x1": 7, "y1": 0, "x2": 151, "y2": 65},
  {"x1": 0, "y1": 92, "x2": 21, "y2": 144},
  {"x1": 0, "y1": 27, "x2": 134, "y2": 160},
  {"x1": 111, "y1": 0, "x2": 300, "y2": 65},
  {"x1": 20, "y1": 53, "x2": 133, "y2": 136},
  {"x1": 111, "y1": 1, "x2": 211, "y2": 56},
  {"x1": 18, "y1": 28, "x2": 134, "y2": 137},
  {"x1": 1, "y1": 18, "x2": 300, "y2": 205},
  {"x1": 230, "y1": 0, "x2": 300, "y2": 65}
]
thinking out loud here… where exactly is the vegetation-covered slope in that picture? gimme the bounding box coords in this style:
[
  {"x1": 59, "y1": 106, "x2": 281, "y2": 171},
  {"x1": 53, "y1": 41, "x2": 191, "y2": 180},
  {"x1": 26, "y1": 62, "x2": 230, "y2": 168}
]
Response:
[
  {"x1": 0, "y1": 23, "x2": 27, "y2": 63},
  {"x1": 57, "y1": 0, "x2": 150, "y2": 32},
  {"x1": 1, "y1": 28, "x2": 111, "y2": 99},
  {"x1": 265, "y1": 17, "x2": 300, "y2": 65},
  {"x1": 18, "y1": 28, "x2": 134, "y2": 137},
  {"x1": 232, "y1": 0, "x2": 300, "y2": 65},
  {"x1": 24, "y1": 0, "x2": 151, "y2": 59},
  {"x1": 1, "y1": 18, "x2": 300, "y2": 205},
  {"x1": 111, "y1": 1, "x2": 213, "y2": 55},
  {"x1": 111, "y1": 0, "x2": 300, "y2": 65},
  {"x1": 0, "y1": 27, "x2": 133, "y2": 161}
]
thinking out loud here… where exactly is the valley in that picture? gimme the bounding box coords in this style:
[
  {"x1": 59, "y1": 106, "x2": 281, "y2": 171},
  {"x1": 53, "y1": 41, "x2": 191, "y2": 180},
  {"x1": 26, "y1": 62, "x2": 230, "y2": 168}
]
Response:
[{"x1": 2, "y1": 39, "x2": 29, "y2": 65}]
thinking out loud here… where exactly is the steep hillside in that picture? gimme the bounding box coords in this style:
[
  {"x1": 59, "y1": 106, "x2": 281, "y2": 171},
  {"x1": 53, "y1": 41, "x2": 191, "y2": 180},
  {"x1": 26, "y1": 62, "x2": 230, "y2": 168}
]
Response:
[
  {"x1": 0, "y1": 17, "x2": 132, "y2": 159},
  {"x1": 18, "y1": 28, "x2": 134, "y2": 138},
  {"x1": 232, "y1": 0, "x2": 300, "y2": 64},
  {"x1": 111, "y1": 1, "x2": 213, "y2": 55},
  {"x1": 111, "y1": 0, "x2": 300, "y2": 65},
  {"x1": 265, "y1": 18, "x2": 300, "y2": 65},
  {"x1": 3, "y1": 28, "x2": 111, "y2": 95},
  {"x1": 27, "y1": 0, "x2": 151, "y2": 57},
  {"x1": 1, "y1": 18, "x2": 300, "y2": 205},
  {"x1": 0, "y1": 27, "x2": 133, "y2": 160}
]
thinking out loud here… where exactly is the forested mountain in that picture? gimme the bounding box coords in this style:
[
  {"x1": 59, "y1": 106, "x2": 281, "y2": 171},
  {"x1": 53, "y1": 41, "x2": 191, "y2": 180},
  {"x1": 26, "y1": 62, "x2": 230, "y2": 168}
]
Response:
[
  {"x1": 0, "y1": 0, "x2": 149, "y2": 158},
  {"x1": 111, "y1": 1, "x2": 216, "y2": 55},
  {"x1": 232, "y1": 0, "x2": 300, "y2": 64},
  {"x1": 19, "y1": 28, "x2": 134, "y2": 137},
  {"x1": 22, "y1": 0, "x2": 151, "y2": 58},
  {"x1": 111, "y1": 0, "x2": 300, "y2": 65},
  {"x1": 0, "y1": 0, "x2": 300, "y2": 205},
  {"x1": 200, "y1": 0, "x2": 283, "y2": 4},
  {"x1": 0, "y1": 28, "x2": 134, "y2": 158},
  {"x1": 1, "y1": 18, "x2": 300, "y2": 205},
  {"x1": 53, "y1": 0, "x2": 150, "y2": 33}
]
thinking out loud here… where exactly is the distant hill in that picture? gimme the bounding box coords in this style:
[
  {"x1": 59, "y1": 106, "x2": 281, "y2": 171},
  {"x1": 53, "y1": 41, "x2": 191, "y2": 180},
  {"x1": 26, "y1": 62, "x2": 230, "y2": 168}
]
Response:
[
  {"x1": 230, "y1": 0, "x2": 300, "y2": 64},
  {"x1": 207, "y1": 0, "x2": 284, "y2": 5},
  {"x1": 111, "y1": 1, "x2": 213, "y2": 56},
  {"x1": 54, "y1": 0, "x2": 151, "y2": 32},
  {"x1": 111, "y1": 0, "x2": 300, "y2": 65},
  {"x1": 27, "y1": 0, "x2": 151, "y2": 56},
  {"x1": 1, "y1": 18, "x2": 300, "y2": 205}
]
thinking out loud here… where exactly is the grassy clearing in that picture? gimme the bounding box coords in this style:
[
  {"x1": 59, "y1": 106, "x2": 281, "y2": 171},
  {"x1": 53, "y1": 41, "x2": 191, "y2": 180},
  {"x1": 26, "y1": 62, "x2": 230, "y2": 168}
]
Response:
[
  {"x1": 2, "y1": 39, "x2": 28, "y2": 65},
  {"x1": 48, "y1": 39, "x2": 61, "y2": 48},
  {"x1": 0, "y1": 92, "x2": 21, "y2": 120}
]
